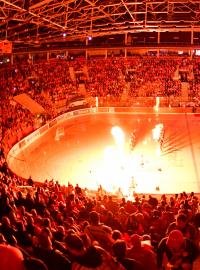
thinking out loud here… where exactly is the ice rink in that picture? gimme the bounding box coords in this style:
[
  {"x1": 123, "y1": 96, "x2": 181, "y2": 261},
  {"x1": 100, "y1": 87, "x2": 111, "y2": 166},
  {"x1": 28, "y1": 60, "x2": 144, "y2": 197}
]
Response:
[{"x1": 9, "y1": 112, "x2": 200, "y2": 195}]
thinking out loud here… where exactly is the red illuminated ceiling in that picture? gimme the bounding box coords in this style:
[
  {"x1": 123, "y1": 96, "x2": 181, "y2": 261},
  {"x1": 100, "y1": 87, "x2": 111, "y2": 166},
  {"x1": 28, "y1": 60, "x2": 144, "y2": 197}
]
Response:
[{"x1": 0, "y1": 0, "x2": 200, "y2": 49}]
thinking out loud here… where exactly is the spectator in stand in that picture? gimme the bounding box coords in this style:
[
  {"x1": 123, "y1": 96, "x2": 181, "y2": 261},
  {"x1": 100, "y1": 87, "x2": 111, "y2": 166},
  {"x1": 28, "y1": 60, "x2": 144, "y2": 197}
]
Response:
[
  {"x1": 14, "y1": 220, "x2": 32, "y2": 248},
  {"x1": 126, "y1": 212, "x2": 146, "y2": 236},
  {"x1": 0, "y1": 244, "x2": 25, "y2": 270},
  {"x1": 65, "y1": 232, "x2": 125, "y2": 270},
  {"x1": 126, "y1": 233, "x2": 157, "y2": 270},
  {"x1": 117, "y1": 206, "x2": 129, "y2": 232},
  {"x1": 157, "y1": 229, "x2": 199, "y2": 270},
  {"x1": 104, "y1": 210, "x2": 122, "y2": 231},
  {"x1": 112, "y1": 239, "x2": 144, "y2": 270},
  {"x1": 24, "y1": 256, "x2": 48, "y2": 270},
  {"x1": 0, "y1": 195, "x2": 15, "y2": 217},
  {"x1": 84, "y1": 210, "x2": 114, "y2": 252},
  {"x1": 0, "y1": 216, "x2": 16, "y2": 244},
  {"x1": 112, "y1": 230, "x2": 123, "y2": 241},
  {"x1": 32, "y1": 230, "x2": 71, "y2": 270},
  {"x1": 166, "y1": 213, "x2": 198, "y2": 244},
  {"x1": 0, "y1": 235, "x2": 48, "y2": 270}
]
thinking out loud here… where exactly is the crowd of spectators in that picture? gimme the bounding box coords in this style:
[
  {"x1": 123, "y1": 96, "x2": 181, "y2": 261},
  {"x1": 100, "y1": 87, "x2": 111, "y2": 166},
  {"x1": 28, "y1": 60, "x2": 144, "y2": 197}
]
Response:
[
  {"x1": 1, "y1": 99, "x2": 35, "y2": 154},
  {"x1": 1, "y1": 55, "x2": 200, "y2": 269},
  {"x1": 124, "y1": 57, "x2": 182, "y2": 98},
  {"x1": 0, "y1": 56, "x2": 192, "y2": 103},
  {"x1": 0, "y1": 59, "x2": 77, "y2": 154},
  {"x1": 1, "y1": 56, "x2": 200, "y2": 104}
]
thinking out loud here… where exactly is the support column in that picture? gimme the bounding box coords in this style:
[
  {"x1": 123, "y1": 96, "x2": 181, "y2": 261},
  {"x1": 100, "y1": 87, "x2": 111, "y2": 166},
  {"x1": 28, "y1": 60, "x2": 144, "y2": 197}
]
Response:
[
  {"x1": 191, "y1": 30, "x2": 194, "y2": 45},
  {"x1": 125, "y1": 48, "x2": 127, "y2": 58},
  {"x1": 157, "y1": 32, "x2": 160, "y2": 57},
  {"x1": 158, "y1": 31, "x2": 160, "y2": 44},
  {"x1": 10, "y1": 54, "x2": 14, "y2": 64},
  {"x1": 125, "y1": 32, "x2": 127, "y2": 45},
  {"x1": 191, "y1": 30, "x2": 194, "y2": 59}
]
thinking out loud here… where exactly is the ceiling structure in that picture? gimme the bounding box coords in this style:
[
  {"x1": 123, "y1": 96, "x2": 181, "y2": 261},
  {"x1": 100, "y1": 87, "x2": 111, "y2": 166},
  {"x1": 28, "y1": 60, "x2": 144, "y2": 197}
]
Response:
[{"x1": 1, "y1": 0, "x2": 200, "y2": 51}]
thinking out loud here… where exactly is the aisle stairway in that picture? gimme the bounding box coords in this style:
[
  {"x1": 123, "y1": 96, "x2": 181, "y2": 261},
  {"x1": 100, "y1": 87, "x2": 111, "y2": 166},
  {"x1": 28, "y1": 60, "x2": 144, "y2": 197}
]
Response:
[
  {"x1": 69, "y1": 66, "x2": 76, "y2": 81},
  {"x1": 181, "y1": 82, "x2": 189, "y2": 101}
]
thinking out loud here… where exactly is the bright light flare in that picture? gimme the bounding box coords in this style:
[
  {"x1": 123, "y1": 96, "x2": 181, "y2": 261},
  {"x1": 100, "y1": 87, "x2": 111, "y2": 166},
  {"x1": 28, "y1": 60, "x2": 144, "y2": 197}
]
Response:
[
  {"x1": 97, "y1": 127, "x2": 134, "y2": 196},
  {"x1": 104, "y1": 146, "x2": 116, "y2": 163},
  {"x1": 152, "y1": 123, "x2": 163, "y2": 142},
  {"x1": 101, "y1": 145, "x2": 135, "y2": 195},
  {"x1": 111, "y1": 126, "x2": 125, "y2": 150}
]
